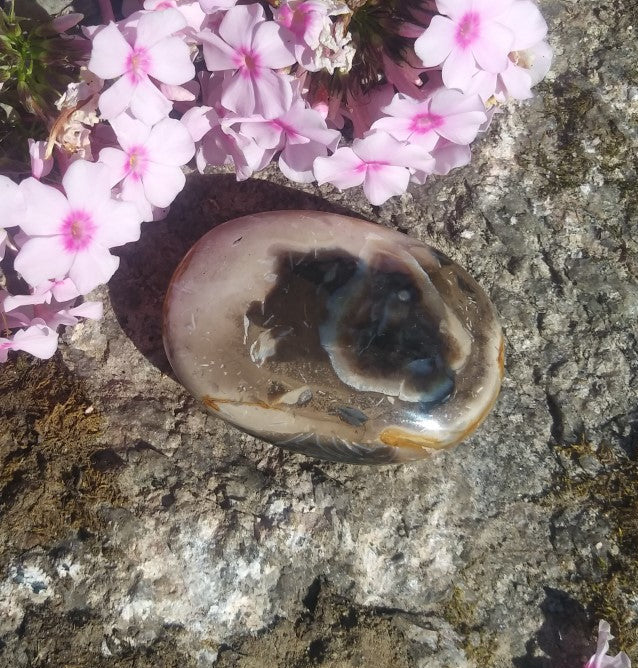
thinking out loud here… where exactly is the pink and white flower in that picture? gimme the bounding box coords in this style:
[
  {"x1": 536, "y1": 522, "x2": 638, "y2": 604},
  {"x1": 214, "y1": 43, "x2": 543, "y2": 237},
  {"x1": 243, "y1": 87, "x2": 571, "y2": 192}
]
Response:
[
  {"x1": 88, "y1": 9, "x2": 195, "y2": 124},
  {"x1": 415, "y1": 0, "x2": 515, "y2": 91},
  {"x1": 199, "y1": 3, "x2": 297, "y2": 119},
  {"x1": 14, "y1": 160, "x2": 142, "y2": 295},
  {"x1": 99, "y1": 113, "x2": 195, "y2": 221},
  {"x1": 373, "y1": 89, "x2": 487, "y2": 151},
  {"x1": 313, "y1": 131, "x2": 435, "y2": 206}
]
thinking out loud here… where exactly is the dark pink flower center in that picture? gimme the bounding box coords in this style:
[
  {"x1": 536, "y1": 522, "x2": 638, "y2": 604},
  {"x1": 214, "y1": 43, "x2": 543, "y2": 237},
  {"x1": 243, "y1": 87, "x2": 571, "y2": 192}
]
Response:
[
  {"x1": 455, "y1": 12, "x2": 480, "y2": 49},
  {"x1": 125, "y1": 145, "x2": 149, "y2": 180},
  {"x1": 236, "y1": 48, "x2": 261, "y2": 77},
  {"x1": 126, "y1": 47, "x2": 151, "y2": 84},
  {"x1": 410, "y1": 112, "x2": 444, "y2": 135},
  {"x1": 60, "y1": 209, "x2": 96, "y2": 252}
]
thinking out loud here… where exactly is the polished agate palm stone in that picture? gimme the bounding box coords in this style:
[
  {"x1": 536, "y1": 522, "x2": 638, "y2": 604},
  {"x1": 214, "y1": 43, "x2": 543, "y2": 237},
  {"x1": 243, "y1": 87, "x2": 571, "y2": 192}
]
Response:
[{"x1": 163, "y1": 211, "x2": 504, "y2": 464}]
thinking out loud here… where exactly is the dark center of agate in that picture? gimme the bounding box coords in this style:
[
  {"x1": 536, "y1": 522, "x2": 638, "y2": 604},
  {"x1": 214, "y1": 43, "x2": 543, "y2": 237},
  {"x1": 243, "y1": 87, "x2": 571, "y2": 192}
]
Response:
[{"x1": 245, "y1": 248, "x2": 455, "y2": 405}]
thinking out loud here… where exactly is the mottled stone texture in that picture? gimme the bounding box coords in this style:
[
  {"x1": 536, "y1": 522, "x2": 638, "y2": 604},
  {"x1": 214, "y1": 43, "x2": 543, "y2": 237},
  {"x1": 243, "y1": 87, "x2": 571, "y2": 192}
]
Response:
[{"x1": 0, "y1": 0, "x2": 637, "y2": 666}]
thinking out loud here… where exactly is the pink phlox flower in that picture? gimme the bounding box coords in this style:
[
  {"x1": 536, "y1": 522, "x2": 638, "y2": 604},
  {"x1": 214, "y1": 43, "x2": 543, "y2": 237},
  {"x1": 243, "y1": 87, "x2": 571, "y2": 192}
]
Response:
[
  {"x1": 0, "y1": 321, "x2": 59, "y2": 363},
  {"x1": 313, "y1": 131, "x2": 435, "y2": 206},
  {"x1": 99, "y1": 112, "x2": 195, "y2": 222},
  {"x1": 88, "y1": 9, "x2": 195, "y2": 125},
  {"x1": 28, "y1": 139, "x2": 54, "y2": 180},
  {"x1": 14, "y1": 160, "x2": 141, "y2": 295},
  {"x1": 198, "y1": 3, "x2": 297, "y2": 119},
  {"x1": 584, "y1": 621, "x2": 631, "y2": 668},
  {"x1": 414, "y1": 0, "x2": 516, "y2": 91},
  {"x1": 229, "y1": 100, "x2": 341, "y2": 183},
  {"x1": 373, "y1": 89, "x2": 487, "y2": 152}
]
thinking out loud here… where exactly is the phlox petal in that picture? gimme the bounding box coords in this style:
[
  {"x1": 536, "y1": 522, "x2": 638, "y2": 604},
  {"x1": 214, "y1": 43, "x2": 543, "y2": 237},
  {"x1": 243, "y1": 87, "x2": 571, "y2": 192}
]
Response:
[
  {"x1": 0, "y1": 175, "x2": 25, "y2": 228},
  {"x1": 471, "y1": 22, "x2": 513, "y2": 72},
  {"x1": 314, "y1": 148, "x2": 365, "y2": 190},
  {"x1": 145, "y1": 118, "x2": 195, "y2": 165},
  {"x1": 436, "y1": 0, "x2": 466, "y2": 20},
  {"x1": 218, "y1": 3, "x2": 264, "y2": 49},
  {"x1": 99, "y1": 147, "x2": 130, "y2": 186},
  {"x1": 363, "y1": 165, "x2": 409, "y2": 206},
  {"x1": 135, "y1": 8, "x2": 187, "y2": 49},
  {"x1": 15, "y1": 236, "x2": 73, "y2": 287},
  {"x1": 352, "y1": 131, "x2": 403, "y2": 163},
  {"x1": 68, "y1": 245, "x2": 120, "y2": 294},
  {"x1": 110, "y1": 112, "x2": 153, "y2": 150},
  {"x1": 11, "y1": 324, "x2": 58, "y2": 359},
  {"x1": 89, "y1": 22, "x2": 131, "y2": 79},
  {"x1": 252, "y1": 21, "x2": 296, "y2": 69},
  {"x1": 28, "y1": 139, "x2": 53, "y2": 179},
  {"x1": 500, "y1": 0, "x2": 547, "y2": 49},
  {"x1": 129, "y1": 78, "x2": 173, "y2": 125},
  {"x1": 527, "y1": 40, "x2": 553, "y2": 85},
  {"x1": 500, "y1": 63, "x2": 533, "y2": 99},
  {"x1": 142, "y1": 162, "x2": 186, "y2": 208},
  {"x1": 252, "y1": 69, "x2": 293, "y2": 119},
  {"x1": 441, "y1": 46, "x2": 476, "y2": 90},
  {"x1": 68, "y1": 300, "x2": 104, "y2": 320},
  {"x1": 199, "y1": 31, "x2": 238, "y2": 71},
  {"x1": 181, "y1": 105, "x2": 219, "y2": 142},
  {"x1": 147, "y1": 36, "x2": 195, "y2": 85},
  {"x1": 198, "y1": 0, "x2": 237, "y2": 13},
  {"x1": 470, "y1": 0, "x2": 514, "y2": 20},
  {"x1": 221, "y1": 72, "x2": 256, "y2": 116},
  {"x1": 414, "y1": 16, "x2": 455, "y2": 67},
  {"x1": 279, "y1": 140, "x2": 326, "y2": 183},
  {"x1": 62, "y1": 160, "x2": 112, "y2": 210},
  {"x1": 18, "y1": 178, "x2": 69, "y2": 236},
  {"x1": 98, "y1": 76, "x2": 136, "y2": 120},
  {"x1": 92, "y1": 199, "x2": 142, "y2": 247},
  {"x1": 121, "y1": 176, "x2": 154, "y2": 221},
  {"x1": 431, "y1": 141, "x2": 471, "y2": 175}
]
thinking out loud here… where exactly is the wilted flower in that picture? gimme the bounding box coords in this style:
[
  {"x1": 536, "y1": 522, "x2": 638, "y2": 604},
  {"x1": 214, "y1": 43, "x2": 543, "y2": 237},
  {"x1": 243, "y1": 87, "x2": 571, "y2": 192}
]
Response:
[{"x1": 585, "y1": 620, "x2": 631, "y2": 668}]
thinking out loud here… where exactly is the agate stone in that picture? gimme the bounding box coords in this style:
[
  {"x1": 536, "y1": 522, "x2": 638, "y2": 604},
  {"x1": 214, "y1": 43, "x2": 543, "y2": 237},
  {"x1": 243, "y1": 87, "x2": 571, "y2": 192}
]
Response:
[{"x1": 163, "y1": 211, "x2": 504, "y2": 464}]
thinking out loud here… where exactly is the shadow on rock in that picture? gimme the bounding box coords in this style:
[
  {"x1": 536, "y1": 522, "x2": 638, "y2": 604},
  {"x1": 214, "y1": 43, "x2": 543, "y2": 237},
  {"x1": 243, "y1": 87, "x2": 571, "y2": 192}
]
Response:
[
  {"x1": 108, "y1": 173, "x2": 357, "y2": 374},
  {"x1": 513, "y1": 587, "x2": 591, "y2": 668}
]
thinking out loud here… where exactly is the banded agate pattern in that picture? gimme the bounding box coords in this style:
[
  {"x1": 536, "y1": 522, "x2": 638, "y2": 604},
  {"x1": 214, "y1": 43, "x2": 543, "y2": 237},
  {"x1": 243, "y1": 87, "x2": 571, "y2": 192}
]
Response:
[{"x1": 163, "y1": 211, "x2": 504, "y2": 464}]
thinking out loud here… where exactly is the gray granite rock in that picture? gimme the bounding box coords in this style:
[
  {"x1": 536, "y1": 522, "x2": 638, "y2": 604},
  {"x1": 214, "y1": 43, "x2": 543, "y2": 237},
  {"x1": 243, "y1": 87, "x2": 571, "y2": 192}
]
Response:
[{"x1": 0, "y1": 0, "x2": 637, "y2": 666}]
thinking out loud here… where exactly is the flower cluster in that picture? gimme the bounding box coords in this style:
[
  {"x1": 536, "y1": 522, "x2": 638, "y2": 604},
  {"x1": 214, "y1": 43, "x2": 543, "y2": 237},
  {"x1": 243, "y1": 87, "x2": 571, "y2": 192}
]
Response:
[{"x1": 1, "y1": 0, "x2": 551, "y2": 362}]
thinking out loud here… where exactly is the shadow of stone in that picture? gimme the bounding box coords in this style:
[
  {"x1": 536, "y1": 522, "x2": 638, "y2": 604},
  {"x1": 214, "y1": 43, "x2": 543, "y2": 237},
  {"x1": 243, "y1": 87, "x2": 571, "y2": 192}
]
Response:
[
  {"x1": 513, "y1": 587, "x2": 591, "y2": 668},
  {"x1": 108, "y1": 173, "x2": 358, "y2": 374}
]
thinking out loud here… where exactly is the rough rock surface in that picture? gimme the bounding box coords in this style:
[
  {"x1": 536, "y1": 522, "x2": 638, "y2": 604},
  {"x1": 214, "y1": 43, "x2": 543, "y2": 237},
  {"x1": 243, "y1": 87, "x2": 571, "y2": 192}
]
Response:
[{"x1": 1, "y1": 0, "x2": 637, "y2": 666}]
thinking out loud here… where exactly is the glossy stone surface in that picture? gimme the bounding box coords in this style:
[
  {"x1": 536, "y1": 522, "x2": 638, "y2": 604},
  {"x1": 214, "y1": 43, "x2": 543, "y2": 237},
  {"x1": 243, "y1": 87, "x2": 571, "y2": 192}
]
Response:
[{"x1": 163, "y1": 211, "x2": 504, "y2": 464}]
